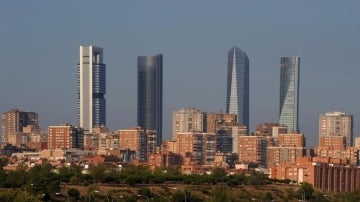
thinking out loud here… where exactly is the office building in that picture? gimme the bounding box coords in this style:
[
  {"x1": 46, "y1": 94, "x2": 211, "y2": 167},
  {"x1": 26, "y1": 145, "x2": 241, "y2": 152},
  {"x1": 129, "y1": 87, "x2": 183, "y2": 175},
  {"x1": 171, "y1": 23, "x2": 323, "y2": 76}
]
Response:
[
  {"x1": 118, "y1": 127, "x2": 147, "y2": 162},
  {"x1": 1, "y1": 108, "x2": 38, "y2": 143},
  {"x1": 137, "y1": 54, "x2": 163, "y2": 145},
  {"x1": 319, "y1": 111, "x2": 353, "y2": 147},
  {"x1": 226, "y1": 46, "x2": 249, "y2": 133},
  {"x1": 172, "y1": 108, "x2": 205, "y2": 140},
  {"x1": 48, "y1": 124, "x2": 84, "y2": 150},
  {"x1": 279, "y1": 56, "x2": 300, "y2": 132},
  {"x1": 78, "y1": 46, "x2": 106, "y2": 133}
]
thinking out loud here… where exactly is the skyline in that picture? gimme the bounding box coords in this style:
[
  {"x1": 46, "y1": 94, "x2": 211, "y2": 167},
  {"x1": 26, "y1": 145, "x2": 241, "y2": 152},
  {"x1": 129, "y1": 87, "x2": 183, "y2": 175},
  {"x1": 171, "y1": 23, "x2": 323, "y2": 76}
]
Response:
[{"x1": 1, "y1": 1, "x2": 360, "y2": 147}]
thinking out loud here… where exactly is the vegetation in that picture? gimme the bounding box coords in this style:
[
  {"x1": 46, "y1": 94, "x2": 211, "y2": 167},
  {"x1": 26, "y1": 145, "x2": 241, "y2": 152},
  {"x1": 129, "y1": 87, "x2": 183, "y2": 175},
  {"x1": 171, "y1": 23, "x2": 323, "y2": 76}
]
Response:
[{"x1": 0, "y1": 161, "x2": 359, "y2": 201}]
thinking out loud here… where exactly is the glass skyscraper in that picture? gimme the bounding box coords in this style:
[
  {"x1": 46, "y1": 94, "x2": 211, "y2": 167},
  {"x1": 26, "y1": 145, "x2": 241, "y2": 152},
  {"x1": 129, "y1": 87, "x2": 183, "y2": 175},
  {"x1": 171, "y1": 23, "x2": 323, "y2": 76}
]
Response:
[
  {"x1": 226, "y1": 46, "x2": 249, "y2": 134},
  {"x1": 78, "y1": 46, "x2": 106, "y2": 133},
  {"x1": 279, "y1": 56, "x2": 300, "y2": 132},
  {"x1": 137, "y1": 54, "x2": 163, "y2": 146}
]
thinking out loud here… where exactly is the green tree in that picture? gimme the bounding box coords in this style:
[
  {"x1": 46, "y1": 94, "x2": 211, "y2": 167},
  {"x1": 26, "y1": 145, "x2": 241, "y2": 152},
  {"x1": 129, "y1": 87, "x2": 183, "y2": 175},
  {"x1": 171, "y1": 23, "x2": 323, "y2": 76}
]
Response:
[
  {"x1": 89, "y1": 164, "x2": 106, "y2": 183},
  {"x1": 299, "y1": 182, "x2": 314, "y2": 200}
]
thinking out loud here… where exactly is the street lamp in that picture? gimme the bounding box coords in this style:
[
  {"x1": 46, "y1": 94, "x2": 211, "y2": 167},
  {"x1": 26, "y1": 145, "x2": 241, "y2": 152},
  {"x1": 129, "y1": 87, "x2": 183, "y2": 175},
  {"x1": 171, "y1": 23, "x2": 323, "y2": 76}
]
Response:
[
  {"x1": 137, "y1": 194, "x2": 150, "y2": 202},
  {"x1": 173, "y1": 188, "x2": 187, "y2": 202}
]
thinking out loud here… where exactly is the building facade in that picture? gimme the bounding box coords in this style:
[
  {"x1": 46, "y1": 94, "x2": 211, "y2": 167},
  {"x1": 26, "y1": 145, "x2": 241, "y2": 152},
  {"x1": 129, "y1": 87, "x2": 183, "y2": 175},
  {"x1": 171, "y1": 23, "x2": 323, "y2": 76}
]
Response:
[
  {"x1": 137, "y1": 54, "x2": 163, "y2": 146},
  {"x1": 279, "y1": 56, "x2": 300, "y2": 132},
  {"x1": 319, "y1": 111, "x2": 353, "y2": 147},
  {"x1": 226, "y1": 46, "x2": 249, "y2": 133},
  {"x1": 48, "y1": 124, "x2": 84, "y2": 150},
  {"x1": 78, "y1": 46, "x2": 106, "y2": 133},
  {"x1": 118, "y1": 127, "x2": 147, "y2": 162},
  {"x1": 1, "y1": 109, "x2": 38, "y2": 143},
  {"x1": 172, "y1": 108, "x2": 205, "y2": 140}
]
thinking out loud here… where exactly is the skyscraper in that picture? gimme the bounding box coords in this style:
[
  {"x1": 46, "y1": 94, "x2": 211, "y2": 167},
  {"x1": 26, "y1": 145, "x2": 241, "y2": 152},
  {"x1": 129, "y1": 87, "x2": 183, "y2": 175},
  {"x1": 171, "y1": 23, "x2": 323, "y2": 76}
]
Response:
[
  {"x1": 279, "y1": 56, "x2": 300, "y2": 132},
  {"x1": 78, "y1": 46, "x2": 106, "y2": 133},
  {"x1": 319, "y1": 111, "x2": 353, "y2": 147},
  {"x1": 226, "y1": 46, "x2": 249, "y2": 133},
  {"x1": 137, "y1": 54, "x2": 163, "y2": 146}
]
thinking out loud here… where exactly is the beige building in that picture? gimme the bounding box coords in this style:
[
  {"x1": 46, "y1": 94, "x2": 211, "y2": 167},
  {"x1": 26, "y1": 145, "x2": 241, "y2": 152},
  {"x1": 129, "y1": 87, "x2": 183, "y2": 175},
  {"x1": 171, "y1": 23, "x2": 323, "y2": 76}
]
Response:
[
  {"x1": 319, "y1": 111, "x2": 353, "y2": 147},
  {"x1": 254, "y1": 122, "x2": 287, "y2": 137},
  {"x1": 1, "y1": 109, "x2": 38, "y2": 143},
  {"x1": 267, "y1": 133, "x2": 306, "y2": 168},
  {"x1": 205, "y1": 112, "x2": 237, "y2": 134},
  {"x1": 172, "y1": 108, "x2": 205, "y2": 140}
]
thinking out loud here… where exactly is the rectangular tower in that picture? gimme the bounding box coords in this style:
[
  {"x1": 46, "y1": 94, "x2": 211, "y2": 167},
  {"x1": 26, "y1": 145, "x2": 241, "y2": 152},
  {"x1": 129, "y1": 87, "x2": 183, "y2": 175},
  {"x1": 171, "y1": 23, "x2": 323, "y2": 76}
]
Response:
[
  {"x1": 172, "y1": 108, "x2": 205, "y2": 140},
  {"x1": 226, "y1": 46, "x2": 249, "y2": 134},
  {"x1": 78, "y1": 46, "x2": 106, "y2": 133},
  {"x1": 319, "y1": 111, "x2": 353, "y2": 147},
  {"x1": 137, "y1": 54, "x2": 163, "y2": 145},
  {"x1": 279, "y1": 56, "x2": 300, "y2": 133}
]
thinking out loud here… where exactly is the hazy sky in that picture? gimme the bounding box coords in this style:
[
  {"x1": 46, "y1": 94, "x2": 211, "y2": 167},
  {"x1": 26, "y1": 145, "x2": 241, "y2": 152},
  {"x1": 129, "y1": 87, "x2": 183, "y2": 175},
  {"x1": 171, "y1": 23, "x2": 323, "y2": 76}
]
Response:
[{"x1": 1, "y1": 1, "x2": 359, "y2": 147}]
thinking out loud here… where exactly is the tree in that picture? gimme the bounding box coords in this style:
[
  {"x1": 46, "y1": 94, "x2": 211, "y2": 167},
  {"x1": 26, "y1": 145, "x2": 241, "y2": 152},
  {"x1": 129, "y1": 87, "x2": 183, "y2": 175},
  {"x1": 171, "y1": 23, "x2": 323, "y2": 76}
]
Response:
[
  {"x1": 299, "y1": 182, "x2": 314, "y2": 200},
  {"x1": 211, "y1": 184, "x2": 231, "y2": 202},
  {"x1": 89, "y1": 164, "x2": 106, "y2": 183},
  {"x1": 264, "y1": 192, "x2": 273, "y2": 202},
  {"x1": 68, "y1": 188, "x2": 80, "y2": 201}
]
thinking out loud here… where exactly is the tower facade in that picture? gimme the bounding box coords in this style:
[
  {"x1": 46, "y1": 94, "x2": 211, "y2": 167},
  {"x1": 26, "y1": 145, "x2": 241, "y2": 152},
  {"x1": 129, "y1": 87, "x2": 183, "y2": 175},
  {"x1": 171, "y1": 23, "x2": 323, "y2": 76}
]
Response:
[
  {"x1": 137, "y1": 54, "x2": 163, "y2": 145},
  {"x1": 172, "y1": 108, "x2": 205, "y2": 140},
  {"x1": 78, "y1": 46, "x2": 106, "y2": 133},
  {"x1": 279, "y1": 56, "x2": 300, "y2": 132},
  {"x1": 319, "y1": 111, "x2": 353, "y2": 147},
  {"x1": 226, "y1": 46, "x2": 249, "y2": 133}
]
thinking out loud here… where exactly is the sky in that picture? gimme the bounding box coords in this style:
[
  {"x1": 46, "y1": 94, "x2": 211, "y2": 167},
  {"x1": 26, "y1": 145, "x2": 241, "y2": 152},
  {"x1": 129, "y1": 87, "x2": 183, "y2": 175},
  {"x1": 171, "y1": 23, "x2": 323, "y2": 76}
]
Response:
[{"x1": 1, "y1": 1, "x2": 360, "y2": 148}]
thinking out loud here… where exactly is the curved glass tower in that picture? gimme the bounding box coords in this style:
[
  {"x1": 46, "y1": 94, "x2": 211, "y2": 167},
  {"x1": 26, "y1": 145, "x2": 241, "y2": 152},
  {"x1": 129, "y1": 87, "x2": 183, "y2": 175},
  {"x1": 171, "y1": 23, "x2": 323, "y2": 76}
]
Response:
[
  {"x1": 226, "y1": 46, "x2": 249, "y2": 133},
  {"x1": 137, "y1": 54, "x2": 163, "y2": 145},
  {"x1": 78, "y1": 46, "x2": 106, "y2": 133},
  {"x1": 279, "y1": 56, "x2": 300, "y2": 133}
]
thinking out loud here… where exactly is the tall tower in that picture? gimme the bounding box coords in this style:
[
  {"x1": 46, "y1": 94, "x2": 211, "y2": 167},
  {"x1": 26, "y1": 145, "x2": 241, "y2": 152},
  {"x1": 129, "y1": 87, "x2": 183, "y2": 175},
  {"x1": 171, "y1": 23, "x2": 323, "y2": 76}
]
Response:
[
  {"x1": 78, "y1": 46, "x2": 106, "y2": 133},
  {"x1": 137, "y1": 54, "x2": 163, "y2": 146},
  {"x1": 226, "y1": 46, "x2": 249, "y2": 134},
  {"x1": 279, "y1": 56, "x2": 300, "y2": 133},
  {"x1": 319, "y1": 111, "x2": 353, "y2": 147}
]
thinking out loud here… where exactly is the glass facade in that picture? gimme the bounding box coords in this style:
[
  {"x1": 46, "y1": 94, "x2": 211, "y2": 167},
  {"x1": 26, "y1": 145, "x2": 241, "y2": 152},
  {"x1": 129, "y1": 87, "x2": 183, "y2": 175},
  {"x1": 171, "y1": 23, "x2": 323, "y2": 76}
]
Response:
[
  {"x1": 137, "y1": 54, "x2": 163, "y2": 146},
  {"x1": 279, "y1": 56, "x2": 300, "y2": 132},
  {"x1": 78, "y1": 46, "x2": 106, "y2": 133},
  {"x1": 226, "y1": 46, "x2": 249, "y2": 134}
]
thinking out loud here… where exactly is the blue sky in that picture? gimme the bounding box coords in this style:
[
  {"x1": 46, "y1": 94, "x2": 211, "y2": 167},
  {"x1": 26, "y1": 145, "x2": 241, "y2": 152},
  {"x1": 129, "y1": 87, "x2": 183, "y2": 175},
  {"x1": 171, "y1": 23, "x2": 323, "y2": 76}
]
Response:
[{"x1": 1, "y1": 1, "x2": 359, "y2": 147}]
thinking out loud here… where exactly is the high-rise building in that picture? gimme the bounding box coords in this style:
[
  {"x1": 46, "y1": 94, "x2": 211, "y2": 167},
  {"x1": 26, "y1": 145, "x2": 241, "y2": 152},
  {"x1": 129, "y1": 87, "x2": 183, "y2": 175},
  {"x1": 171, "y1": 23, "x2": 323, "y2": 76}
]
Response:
[
  {"x1": 137, "y1": 54, "x2": 163, "y2": 145},
  {"x1": 78, "y1": 46, "x2": 106, "y2": 133},
  {"x1": 1, "y1": 108, "x2": 38, "y2": 143},
  {"x1": 279, "y1": 56, "x2": 300, "y2": 132},
  {"x1": 48, "y1": 124, "x2": 84, "y2": 150},
  {"x1": 172, "y1": 108, "x2": 205, "y2": 140},
  {"x1": 118, "y1": 127, "x2": 147, "y2": 162},
  {"x1": 319, "y1": 111, "x2": 353, "y2": 147},
  {"x1": 205, "y1": 112, "x2": 237, "y2": 134},
  {"x1": 226, "y1": 46, "x2": 249, "y2": 133}
]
